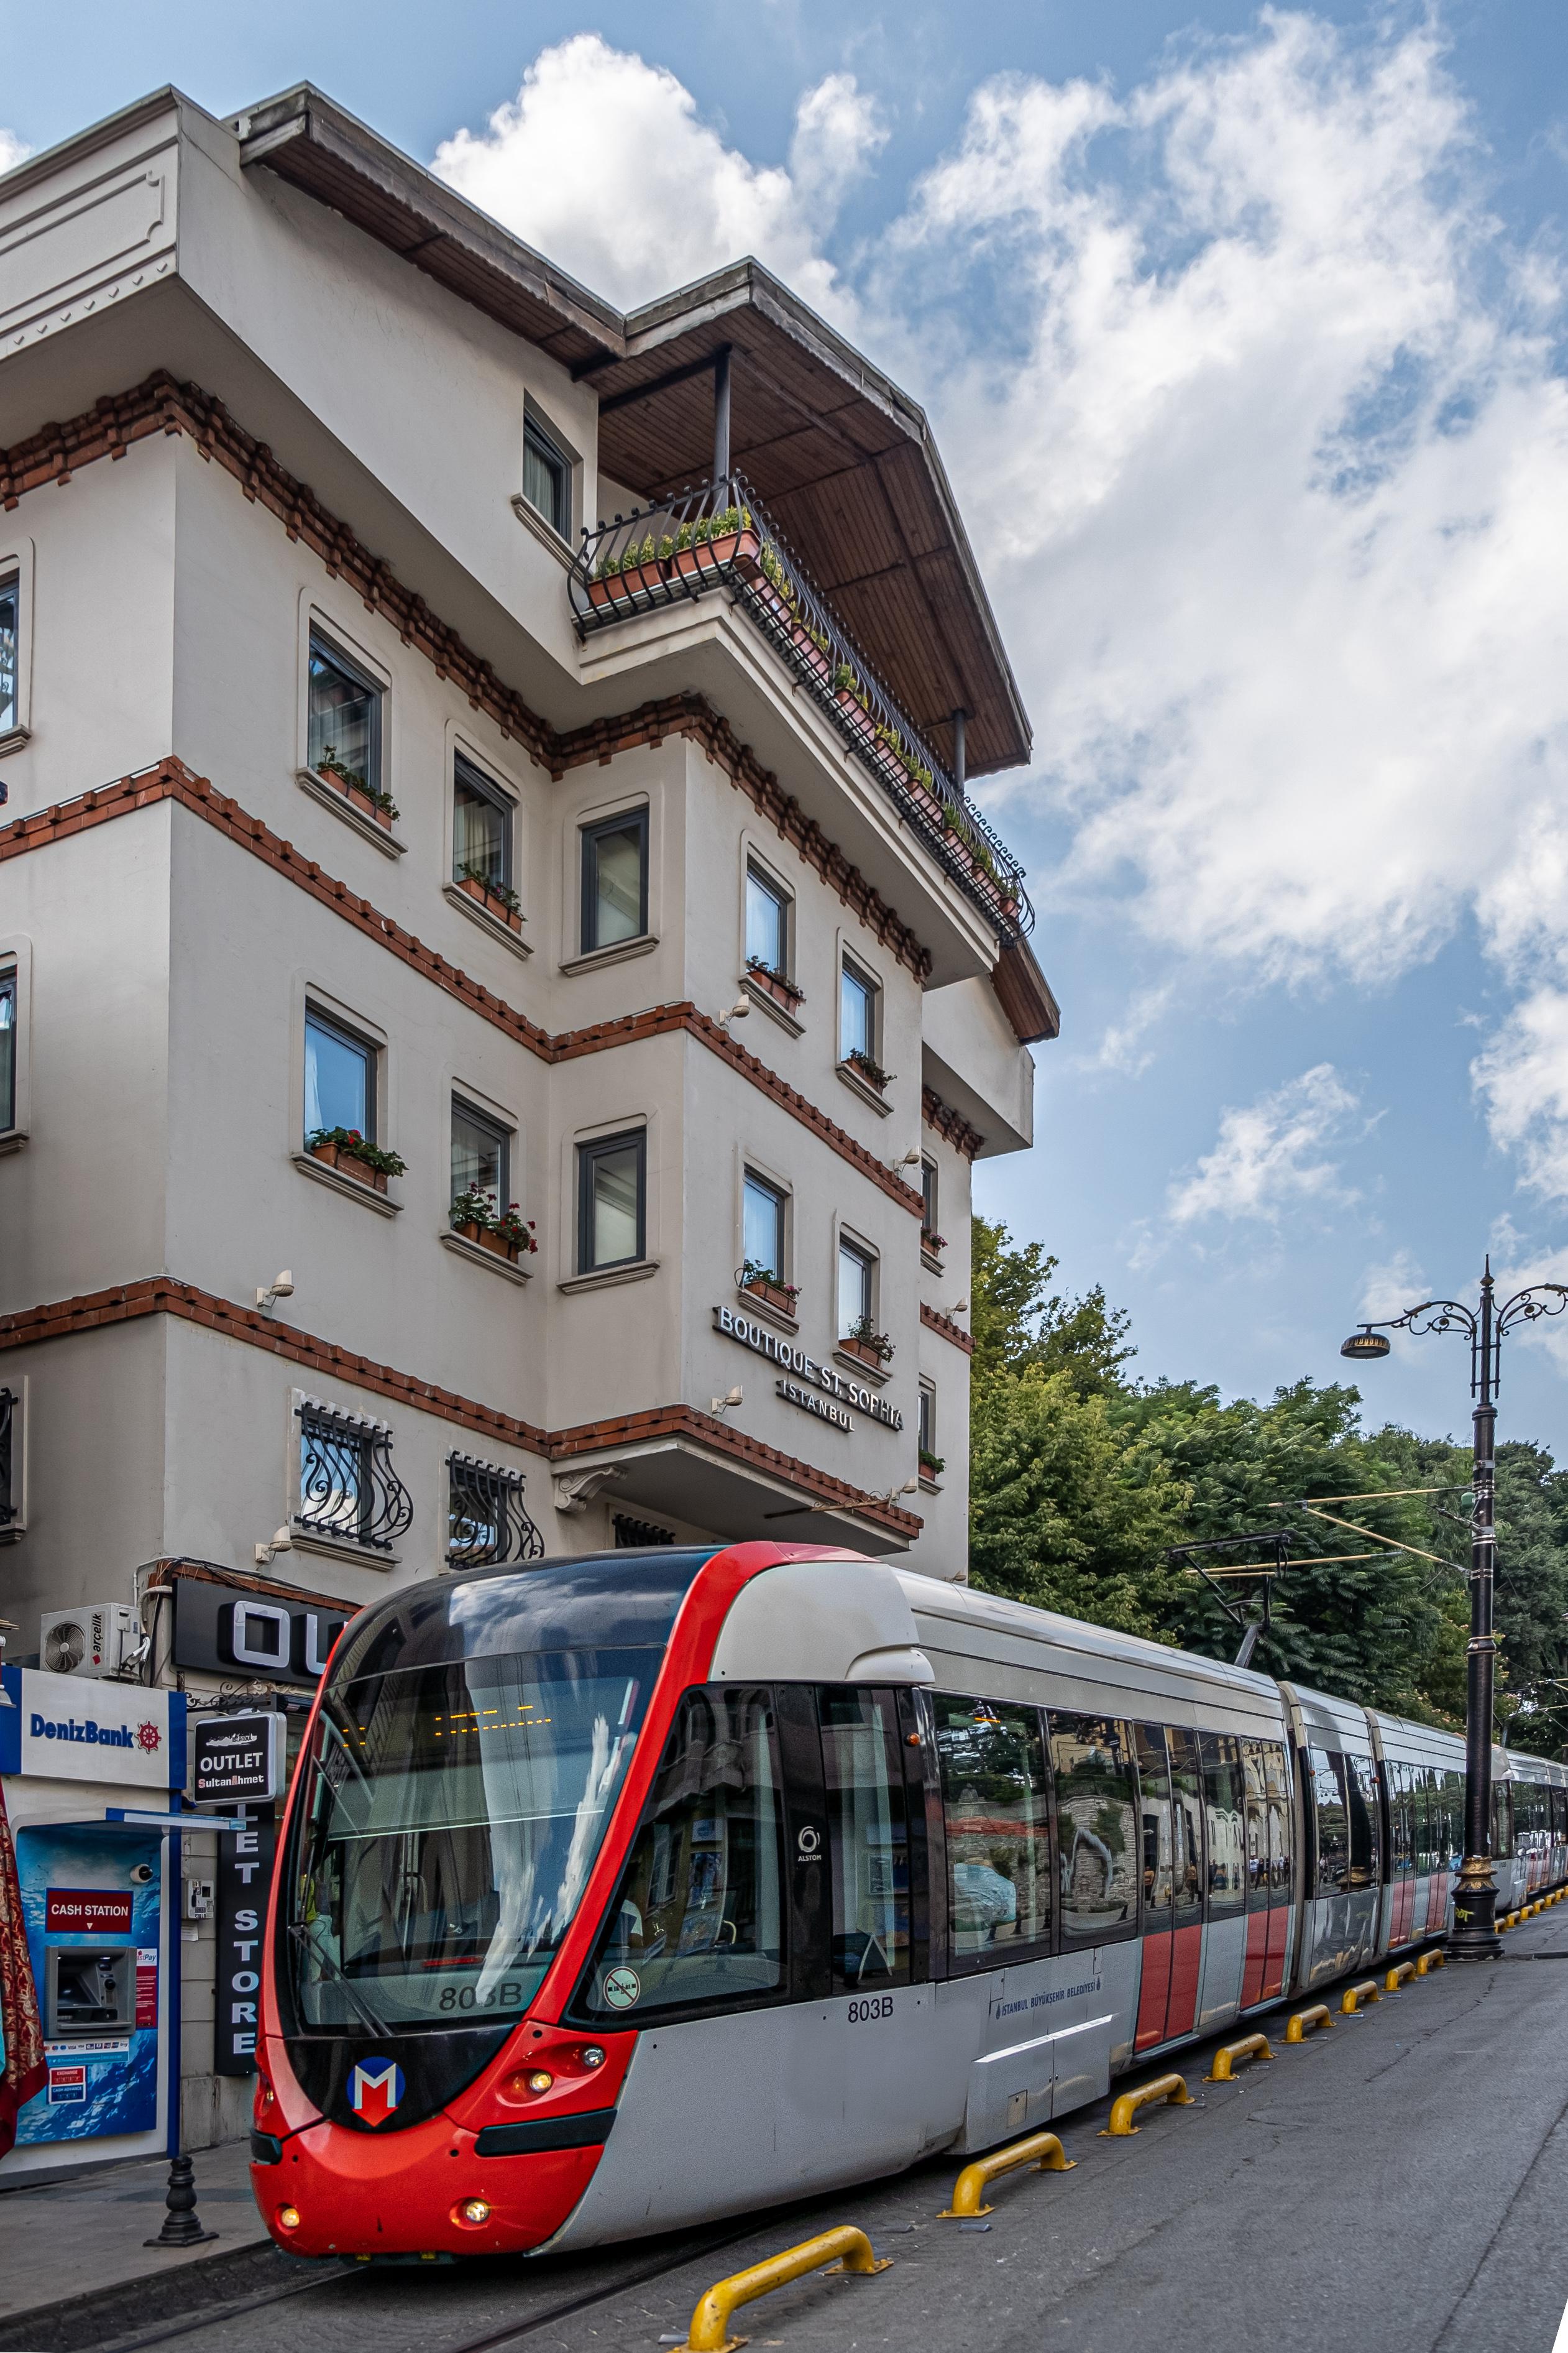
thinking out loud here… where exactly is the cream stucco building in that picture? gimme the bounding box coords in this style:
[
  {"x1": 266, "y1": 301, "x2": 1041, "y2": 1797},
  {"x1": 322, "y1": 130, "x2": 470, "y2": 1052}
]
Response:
[{"x1": 0, "y1": 86, "x2": 1054, "y2": 2151}]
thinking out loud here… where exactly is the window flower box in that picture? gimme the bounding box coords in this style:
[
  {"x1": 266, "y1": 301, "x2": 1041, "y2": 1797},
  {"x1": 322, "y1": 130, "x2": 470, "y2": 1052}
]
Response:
[
  {"x1": 671, "y1": 507, "x2": 759, "y2": 581},
  {"x1": 455, "y1": 868, "x2": 524, "y2": 935},
  {"x1": 790, "y1": 621, "x2": 833, "y2": 680},
  {"x1": 745, "y1": 957, "x2": 804, "y2": 1014},
  {"x1": 740, "y1": 1263, "x2": 799, "y2": 1317},
  {"x1": 318, "y1": 750, "x2": 397, "y2": 831},
  {"x1": 841, "y1": 1322, "x2": 894, "y2": 1368},
  {"x1": 307, "y1": 1127, "x2": 406, "y2": 1194},
  {"x1": 843, "y1": 1049, "x2": 893, "y2": 1095},
  {"x1": 451, "y1": 1188, "x2": 537, "y2": 1263}
]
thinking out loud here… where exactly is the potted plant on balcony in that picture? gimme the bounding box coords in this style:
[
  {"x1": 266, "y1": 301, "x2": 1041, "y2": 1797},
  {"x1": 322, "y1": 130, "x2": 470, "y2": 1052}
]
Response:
[
  {"x1": 450, "y1": 1186, "x2": 538, "y2": 1262},
  {"x1": 921, "y1": 1227, "x2": 947, "y2": 1266},
  {"x1": 919, "y1": 1447, "x2": 945, "y2": 1483},
  {"x1": 831, "y1": 663, "x2": 876, "y2": 745},
  {"x1": 790, "y1": 615, "x2": 833, "y2": 680},
  {"x1": 307, "y1": 1126, "x2": 407, "y2": 1194},
  {"x1": 316, "y1": 745, "x2": 398, "y2": 829},
  {"x1": 618, "y1": 532, "x2": 666, "y2": 597},
  {"x1": 739, "y1": 1259, "x2": 799, "y2": 1317},
  {"x1": 745, "y1": 954, "x2": 805, "y2": 1015},
  {"x1": 454, "y1": 862, "x2": 525, "y2": 934},
  {"x1": 843, "y1": 1047, "x2": 894, "y2": 1096},
  {"x1": 673, "y1": 506, "x2": 759, "y2": 579},
  {"x1": 841, "y1": 1316, "x2": 894, "y2": 1370}
]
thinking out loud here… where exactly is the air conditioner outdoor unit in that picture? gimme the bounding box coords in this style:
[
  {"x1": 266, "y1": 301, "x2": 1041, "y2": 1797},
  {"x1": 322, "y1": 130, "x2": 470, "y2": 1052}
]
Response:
[{"x1": 39, "y1": 1604, "x2": 141, "y2": 1680}]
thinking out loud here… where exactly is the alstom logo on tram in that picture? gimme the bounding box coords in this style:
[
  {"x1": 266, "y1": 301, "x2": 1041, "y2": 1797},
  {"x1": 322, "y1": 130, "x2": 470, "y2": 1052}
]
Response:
[{"x1": 250, "y1": 1544, "x2": 1568, "y2": 2259}]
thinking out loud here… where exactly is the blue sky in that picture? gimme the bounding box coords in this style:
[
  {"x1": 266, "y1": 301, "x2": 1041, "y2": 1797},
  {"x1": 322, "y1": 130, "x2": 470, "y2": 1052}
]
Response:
[{"x1": 7, "y1": 1, "x2": 1568, "y2": 1450}]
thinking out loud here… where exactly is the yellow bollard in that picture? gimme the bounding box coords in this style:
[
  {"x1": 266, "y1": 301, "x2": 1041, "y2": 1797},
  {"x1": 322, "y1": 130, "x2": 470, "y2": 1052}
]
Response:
[
  {"x1": 1285, "y1": 2004, "x2": 1334, "y2": 2043},
  {"x1": 1385, "y1": 1960, "x2": 1417, "y2": 1992},
  {"x1": 683, "y1": 2228, "x2": 891, "y2": 2353},
  {"x1": 1341, "y1": 1979, "x2": 1382, "y2": 2015},
  {"x1": 1415, "y1": 1949, "x2": 1446, "y2": 1975},
  {"x1": 940, "y1": 2131, "x2": 1075, "y2": 2217},
  {"x1": 1204, "y1": 2032, "x2": 1275, "y2": 2083},
  {"x1": 1102, "y1": 2073, "x2": 1191, "y2": 2136}
]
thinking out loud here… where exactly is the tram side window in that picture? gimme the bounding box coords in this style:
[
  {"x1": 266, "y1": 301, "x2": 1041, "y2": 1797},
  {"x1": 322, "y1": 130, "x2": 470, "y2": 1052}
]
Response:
[
  {"x1": 1309, "y1": 1749, "x2": 1350, "y2": 1896},
  {"x1": 577, "y1": 1685, "x2": 783, "y2": 2022},
  {"x1": 1240, "y1": 1739, "x2": 1270, "y2": 1908},
  {"x1": 934, "y1": 1697, "x2": 1052, "y2": 1964},
  {"x1": 1442, "y1": 1768, "x2": 1464, "y2": 1867},
  {"x1": 1411, "y1": 1767, "x2": 1431, "y2": 1874},
  {"x1": 1388, "y1": 1761, "x2": 1414, "y2": 1876},
  {"x1": 1262, "y1": 1742, "x2": 1292, "y2": 1899},
  {"x1": 1346, "y1": 1754, "x2": 1380, "y2": 1887},
  {"x1": 1198, "y1": 1733, "x2": 1246, "y2": 1918},
  {"x1": 1168, "y1": 1728, "x2": 1205, "y2": 1927},
  {"x1": 1048, "y1": 1714, "x2": 1139, "y2": 1945},
  {"x1": 820, "y1": 1689, "x2": 911, "y2": 1990}
]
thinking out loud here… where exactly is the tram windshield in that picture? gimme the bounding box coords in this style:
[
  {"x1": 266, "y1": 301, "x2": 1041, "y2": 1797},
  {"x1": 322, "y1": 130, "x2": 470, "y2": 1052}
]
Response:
[{"x1": 284, "y1": 1648, "x2": 653, "y2": 2033}]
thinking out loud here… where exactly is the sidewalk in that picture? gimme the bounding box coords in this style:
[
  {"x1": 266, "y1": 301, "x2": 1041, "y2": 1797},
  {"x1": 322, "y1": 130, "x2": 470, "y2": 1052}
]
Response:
[{"x1": 0, "y1": 2139, "x2": 267, "y2": 2323}]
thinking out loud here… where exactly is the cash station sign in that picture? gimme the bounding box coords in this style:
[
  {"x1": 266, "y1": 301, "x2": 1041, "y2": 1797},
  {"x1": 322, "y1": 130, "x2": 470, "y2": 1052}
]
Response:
[{"x1": 712, "y1": 1305, "x2": 904, "y2": 1432}]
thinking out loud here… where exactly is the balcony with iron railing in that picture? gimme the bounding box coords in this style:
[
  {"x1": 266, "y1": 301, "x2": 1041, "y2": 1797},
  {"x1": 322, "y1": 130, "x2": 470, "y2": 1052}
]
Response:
[{"x1": 568, "y1": 475, "x2": 1032, "y2": 944}]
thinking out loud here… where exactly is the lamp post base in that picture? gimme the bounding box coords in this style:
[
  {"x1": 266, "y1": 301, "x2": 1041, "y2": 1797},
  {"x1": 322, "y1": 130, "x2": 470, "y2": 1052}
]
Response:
[{"x1": 1447, "y1": 1854, "x2": 1503, "y2": 1961}]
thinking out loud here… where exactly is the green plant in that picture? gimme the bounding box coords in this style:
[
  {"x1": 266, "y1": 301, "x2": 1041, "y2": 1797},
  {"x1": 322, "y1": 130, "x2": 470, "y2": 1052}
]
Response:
[
  {"x1": 845, "y1": 1047, "x2": 894, "y2": 1090},
  {"x1": 450, "y1": 1182, "x2": 498, "y2": 1228},
  {"x1": 316, "y1": 744, "x2": 397, "y2": 818},
  {"x1": 455, "y1": 862, "x2": 521, "y2": 915},
  {"x1": 741, "y1": 1258, "x2": 799, "y2": 1304},
  {"x1": 746, "y1": 954, "x2": 804, "y2": 1002},
  {"x1": 450, "y1": 1186, "x2": 538, "y2": 1252},
  {"x1": 919, "y1": 1448, "x2": 945, "y2": 1476},
  {"x1": 846, "y1": 1315, "x2": 894, "y2": 1363},
  {"x1": 309, "y1": 1126, "x2": 407, "y2": 1177}
]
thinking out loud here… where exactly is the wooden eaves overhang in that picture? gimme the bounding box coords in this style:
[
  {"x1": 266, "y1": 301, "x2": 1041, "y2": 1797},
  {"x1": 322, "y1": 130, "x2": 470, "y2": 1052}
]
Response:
[{"x1": 232, "y1": 86, "x2": 1032, "y2": 789}]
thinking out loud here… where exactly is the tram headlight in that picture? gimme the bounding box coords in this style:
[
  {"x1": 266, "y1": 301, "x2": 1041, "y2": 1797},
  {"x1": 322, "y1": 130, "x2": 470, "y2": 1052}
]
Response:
[
  {"x1": 456, "y1": 2198, "x2": 492, "y2": 2226},
  {"x1": 581, "y1": 2046, "x2": 606, "y2": 2070},
  {"x1": 525, "y1": 2070, "x2": 554, "y2": 2094},
  {"x1": 277, "y1": 2205, "x2": 301, "y2": 2232}
]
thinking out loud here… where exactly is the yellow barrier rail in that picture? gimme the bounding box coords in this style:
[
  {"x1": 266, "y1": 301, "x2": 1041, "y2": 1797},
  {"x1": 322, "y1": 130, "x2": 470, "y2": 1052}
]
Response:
[
  {"x1": 1341, "y1": 1979, "x2": 1382, "y2": 2015},
  {"x1": 1204, "y1": 2032, "x2": 1274, "y2": 2083},
  {"x1": 1385, "y1": 1959, "x2": 1417, "y2": 1992},
  {"x1": 1415, "y1": 1949, "x2": 1446, "y2": 1976},
  {"x1": 682, "y1": 2227, "x2": 891, "y2": 2353},
  {"x1": 1103, "y1": 2073, "x2": 1192, "y2": 2137},
  {"x1": 939, "y1": 2130, "x2": 1075, "y2": 2217},
  {"x1": 1285, "y1": 2004, "x2": 1334, "y2": 2043}
]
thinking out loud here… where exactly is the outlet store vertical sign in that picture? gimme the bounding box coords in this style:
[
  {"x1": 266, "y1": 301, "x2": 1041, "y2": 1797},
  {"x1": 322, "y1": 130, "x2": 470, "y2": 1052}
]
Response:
[{"x1": 215, "y1": 1813, "x2": 277, "y2": 2076}]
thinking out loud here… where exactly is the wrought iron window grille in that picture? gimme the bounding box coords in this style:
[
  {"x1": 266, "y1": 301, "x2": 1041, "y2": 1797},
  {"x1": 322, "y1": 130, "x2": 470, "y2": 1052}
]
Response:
[
  {"x1": 447, "y1": 1452, "x2": 545, "y2": 1569},
  {"x1": 295, "y1": 1398, "x2": 413, "y2": 1554},
  {"x1": 567, "y1": 471, "x2": 1031, "y2": 943},
  {"x1": 613, "y1": 1512, "x2": 676, "y2": 1549},
  {"x1": 0, "y1": 1387, "x2": 15, "y2": 1537}
]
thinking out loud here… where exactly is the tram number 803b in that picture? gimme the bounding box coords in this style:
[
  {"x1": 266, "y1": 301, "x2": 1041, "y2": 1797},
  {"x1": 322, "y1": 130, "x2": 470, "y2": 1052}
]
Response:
[{"x1": 847, "y1": 1996, "x2": 895, "y2": 2023}]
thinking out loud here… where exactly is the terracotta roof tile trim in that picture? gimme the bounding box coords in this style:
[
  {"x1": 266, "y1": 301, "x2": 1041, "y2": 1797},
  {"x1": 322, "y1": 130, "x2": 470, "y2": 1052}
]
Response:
[
  {"x1": 921, "y1": 1301, "x2": 975, "y2": 1356},
  {"x1": 0, "y1": 1277, "x2": 922, "y2": 1538},
  {"x1": 0, "y1": 757, "x2": 924, "y2": 1217}
]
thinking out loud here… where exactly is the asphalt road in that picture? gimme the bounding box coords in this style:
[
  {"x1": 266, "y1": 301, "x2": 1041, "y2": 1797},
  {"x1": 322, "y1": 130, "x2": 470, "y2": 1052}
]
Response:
[{"x1": 13, "y1": 1907, "x2": 1568, "y2": 2353}]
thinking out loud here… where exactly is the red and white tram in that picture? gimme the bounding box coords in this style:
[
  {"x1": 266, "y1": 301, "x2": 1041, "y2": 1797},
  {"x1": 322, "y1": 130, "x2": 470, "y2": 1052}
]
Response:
[{"x1": 250, "y1": 1542, "x2": 1568, "y2": 2257}]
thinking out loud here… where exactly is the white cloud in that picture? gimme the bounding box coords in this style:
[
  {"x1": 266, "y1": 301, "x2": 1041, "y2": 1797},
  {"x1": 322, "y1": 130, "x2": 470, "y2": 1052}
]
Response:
[
  {"x1": 1472, "y1": 989, "x2": 1568, "y2": 1201},
  {"x1": 1081, "y1": 982, "x2": 1173, "y2": 1077},
  {"x1": 1359, "y1": 1248, "x2": 1428, "y2": 1320},
  {"x1": 1167, "y1": 1063, "x2": 1362, "y2": 1225},
  {"x1": 882, "y1": 15, "x2": 1568, "y2": 997},
  {"x1": 431, "y1": 35, "x2": 881, "y2": 315},
  {"x1": 0, "y1": 129, "x2": 31, "y2": 175}
]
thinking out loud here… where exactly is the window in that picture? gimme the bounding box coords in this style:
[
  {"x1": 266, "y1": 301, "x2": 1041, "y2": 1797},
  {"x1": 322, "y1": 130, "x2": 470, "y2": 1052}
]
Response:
[
  {"x1": 451, "y1": 1097, "x2": 509, "y2": 1217},
  {"x1": 1134, "y1": 1724, "x2": 1173, "y2": 1929},
  {"x1": 1199, "y1": 1733, "x2": 1247, "y2": 1917},
  {"x1": 820, "y1": 1689, "x2": 911, "y2": 1989},
  {"x1": 742, "y1": 1171, "x2": 786, "y2": 1284},
  {"x1": 918, "y1": 1381, "x2": 936, "y2": 1460},
  {"x1": 0, "y1": 574, "x2": 16, "y2": 736},
  {"x1": 1346, "y1": 1752, "x2": 1380, "y2": 1887},
  {"x1": 296, "y1": 1398, "x2": 413, "y2": 1554},
  {"x1": 1048, "y1": 1713, "x2": 1139, "y2": 1944},
  {"x1": 0, "y1": 967, "x2": 14, "y2": 1132},
  {"x1": 745, "y1": 863, "x2": 789, "y2": 978},
  {"x1": 837, "y1": 1236, "x2": 874, "y2": 1338},
  {"x1": 935, "y1": 1696, "x2": 1052, "y2": 1963},
  {"x1": 447, "y1": 1453, "x2": 543, "y2": 1569},
  {"x1": 580, "y1": 809, "x2": 649, "y2": 952},
  {"x1": 920, "y1": 1157, "x2": 938, "y2": 1235},
  {"x1": 577, "y1": 1128, "x2": 646, "y2": 1271},
  {"x1": 305, "y1": 1007, "x2": 375, "y2": 1143},
  {"x1": 523, "y1": 413, "x2": 571, "y2": 540},
  {"x1": 1168, "y1": 1727, "x2": 1204, "y2": 1927},
  {"x1": 577, "y1": 1685, "x2": 783, "y2": 2022},
  {"x1": 452, "y1": 756, "x2": 513, "y2": 898},
  {"x1": 0, "y1": 1385, "x2": 16, "y2": 1536},
  {"x1": 1309, "y1": 1749, "x2": 1350, "y2": 1896},
  {"x1": 839, "y1": 958, "x2": 876, "y2": 1064},
  {"x1": 308, "y1": 630, "x2": 383, "y2": 793}
]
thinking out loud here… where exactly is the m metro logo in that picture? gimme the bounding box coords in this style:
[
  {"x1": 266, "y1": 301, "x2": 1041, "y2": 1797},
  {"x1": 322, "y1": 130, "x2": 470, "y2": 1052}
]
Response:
[{"x1": 349, "y1": 2058, "x2": 405, "y2": 2127}]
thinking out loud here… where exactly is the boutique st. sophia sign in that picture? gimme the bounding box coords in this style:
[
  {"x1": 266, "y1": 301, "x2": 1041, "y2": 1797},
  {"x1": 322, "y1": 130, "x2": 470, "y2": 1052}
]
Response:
[{"x1": 712, "y1": 1305, "x2": 904, "y2": 1432}]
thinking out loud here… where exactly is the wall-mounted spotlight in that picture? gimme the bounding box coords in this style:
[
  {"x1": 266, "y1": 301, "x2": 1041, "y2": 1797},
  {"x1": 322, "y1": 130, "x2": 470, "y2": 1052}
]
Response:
[
  {"x1": 715, "y1": 998, "x2": 751, "y2": 1031},
  {"x1": 254, "y1": 1525, "x2": 293, "y2": 1566},
  {"x1": 256, "y1": 1270, "x2": 295, "y2": 1314},
  {"x1": 710, "y1": 1384, "x2": 744, "y2": 1416}
]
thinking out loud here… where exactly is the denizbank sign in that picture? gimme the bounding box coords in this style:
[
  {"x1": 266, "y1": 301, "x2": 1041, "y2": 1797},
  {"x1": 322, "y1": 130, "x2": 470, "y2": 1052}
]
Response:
[
  {"x1": 712, "y1": 1306, "x2": 904, "y2": 1431},
  {"x1": 0, "y1": 1666, "x2": 186, "y2": 1789}
]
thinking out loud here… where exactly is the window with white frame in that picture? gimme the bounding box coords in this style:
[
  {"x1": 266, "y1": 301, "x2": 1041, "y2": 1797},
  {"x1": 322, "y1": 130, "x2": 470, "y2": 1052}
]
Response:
[
  {"x1": 577, "y1": 1128, "x2": 646, "y2": 1272},
  {"x1": 0, "y1": 574, "x2": 17, "y2": 737},
  {"x1": 920, "y1": 1156, "x2": 938, "y2": 1235},
  {"x1": 580, "y1": 808, "x2": 649, "y2": 952},
  {"x1": 523, "y1": 413, "x2": 571, "y2": 540},
  {"x1": 308, "y1": 629, "x2": 384, "y2": 798},
  {"x1": 837, "y1": 1235, "x2": 876, "y2": 1340},
  {"x1": 452, "y1": 755, "x2": 516, "y2": 907}
]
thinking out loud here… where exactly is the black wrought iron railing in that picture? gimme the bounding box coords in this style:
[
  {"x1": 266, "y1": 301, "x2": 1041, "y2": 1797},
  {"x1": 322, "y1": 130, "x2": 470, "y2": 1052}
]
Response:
[
  {"x1": 296, "y1": 1399, "x2": 413, "y2": 1554},
  {"x1": 447, "y1": 1452, "x2": 545, "y2": 1569},
  {"x1": 568, "y1": 474, "x2": 1032, "y2": 941}
]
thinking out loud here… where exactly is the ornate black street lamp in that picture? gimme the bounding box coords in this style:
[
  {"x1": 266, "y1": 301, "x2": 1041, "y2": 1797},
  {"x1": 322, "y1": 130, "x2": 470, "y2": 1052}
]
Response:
[{"x1": 1341, "y1": 1259, "x2": 1568, "y2": 1959}]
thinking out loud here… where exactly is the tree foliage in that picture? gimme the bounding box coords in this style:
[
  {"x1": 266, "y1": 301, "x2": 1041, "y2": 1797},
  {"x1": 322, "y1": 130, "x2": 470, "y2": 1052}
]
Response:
[{"x1": 966, "y1": 1219, "x2": 1568, "y2": 1749}]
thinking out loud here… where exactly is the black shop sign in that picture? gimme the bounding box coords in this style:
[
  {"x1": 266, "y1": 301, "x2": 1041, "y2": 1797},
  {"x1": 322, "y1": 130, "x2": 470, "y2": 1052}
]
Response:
[
  {"x1": 215, "y1": 1813, "x2": 277, "y2": 2078},
  {"x1": 190, "y1": 1712, "x2": 285, "y2": 1804},
  {"x1": 173, "y1": 1578, "x2": 351, "y2": 1689}
]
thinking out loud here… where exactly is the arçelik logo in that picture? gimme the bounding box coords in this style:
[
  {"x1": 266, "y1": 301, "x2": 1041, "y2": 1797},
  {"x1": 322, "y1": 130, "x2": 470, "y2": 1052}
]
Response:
[{"x1": 349, "y1": 2058, "x2": 405, "y2": 2126}]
